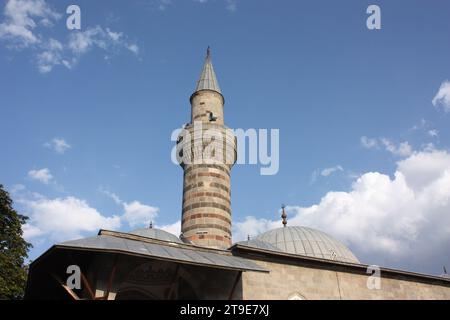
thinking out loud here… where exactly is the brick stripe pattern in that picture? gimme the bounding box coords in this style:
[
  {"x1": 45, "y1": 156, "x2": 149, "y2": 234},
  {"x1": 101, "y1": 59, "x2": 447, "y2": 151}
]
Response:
[{"x1": 181, "y1": 162, "x2": 235, "y2": 248}]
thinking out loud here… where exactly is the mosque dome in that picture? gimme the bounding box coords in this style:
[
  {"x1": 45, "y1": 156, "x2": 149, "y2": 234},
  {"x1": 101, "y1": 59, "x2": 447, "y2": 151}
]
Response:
[
  {"x1": 255, "y1": 226, "x2": 360, "y2": 264},
  {"x1": 129, "y1": 227, "x2": 182, "y2": 243},
  {"x1": 236, "y1": 239, "x2": 281, "y2": 251}
]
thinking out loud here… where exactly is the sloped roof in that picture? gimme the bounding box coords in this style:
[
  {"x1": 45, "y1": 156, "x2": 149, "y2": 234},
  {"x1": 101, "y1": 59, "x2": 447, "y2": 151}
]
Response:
[{"x1": 56, "y1": 230, "x2": 267, "y2": 273}]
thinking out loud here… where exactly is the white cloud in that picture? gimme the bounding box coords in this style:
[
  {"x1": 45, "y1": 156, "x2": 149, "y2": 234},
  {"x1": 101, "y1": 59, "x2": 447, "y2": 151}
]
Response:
[
  {"x1": 16, "y1": 186, "x2": 161, "y2": 243},
  {"x1": 44, "y1": 137, "x2": 71, "y2": 154},
  {"x1": 68, "y1": 26, "x2": 105, "y2": 54},
  {"x1": 155, "y1": 0, "x2": 172, "y2": 11},
  {"x1": 432, "y1": 80, "x2": 450, "y2": 112},
  {"x1": 0, "y1": 0, "x2": 139, "y2": 73},
  {"x1": 22, "y1": 223, "x2": 44, "y2": 239},
  {"x1": 122, "y1": 201, "x2": 159, "y2": 227},
  {"x1": 159, "y1": 220, "x2": 181, "y2": 237},
  {"x1": 67, "y1": 26, "x2": 139, "y2": 58},
  {"x1": 234, "y1": 148, "x2": 450, "y2": 273},
  {"x1": 361, "y1": 136, "x2": 412, "y2": 157},
  {"x1": 411, "y1": 118, "x2": 427, "y2": 131},
  {"x1": 28, "y1": 168, "x2": 53, "y2": 184},
  {"x1": 225, "y1": 0, "x2": 237, "y2": 11},
  {"x1": 100, "y1": 188, "x2": 159, "y2": 228},
  {"x1": 410, "y1": 119, "x2": 439, "y2": 140},
  {"x1": 360, "y1": 136, "x2": 378, "y2": 149},
  {"x1": 233, "y1": 216, "x2": 279, "y2": 241},
  {"x1": 396, "y1": 149, "x2": 450, "y2": 192},
  {"x1": 321, "y1": 165, "x2": 344, "y2": 177},
  {"x1": 428, "y1": 129, "x2": 439, "y2": 138},
  {"x1": 100, "y1": 188, "x2": 122, "y2": 205},
  {"x1": 22, "y1": 195, "x2": 121, "y2": 241},
  {"x1": 11, "y1": 184, "x2": 26, "y2": 192},
  {"x1": 0, "y1": 0, "x2": 61, "y2": 47},
  {"x1": 381, "y1": 138, "x2": 413, "y2": 157},
  {"x1": 106, "y1": 28, "x2": 122, "y2": 42},
  {"x1": 36, "y1": 38, "x2": 74, "y2": 73},
  {"x1": 127, "y1": 43, "x2": 139, "y2": 55},
  {"x1": 311, "y1": 165, "x2": 344, "y2": 183}
]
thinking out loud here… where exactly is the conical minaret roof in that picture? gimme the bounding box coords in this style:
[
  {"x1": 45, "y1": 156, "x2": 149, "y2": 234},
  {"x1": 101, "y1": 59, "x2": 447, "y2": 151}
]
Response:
[{"x1": 194, "y1": 47, "x2": 221, "y2": 95}]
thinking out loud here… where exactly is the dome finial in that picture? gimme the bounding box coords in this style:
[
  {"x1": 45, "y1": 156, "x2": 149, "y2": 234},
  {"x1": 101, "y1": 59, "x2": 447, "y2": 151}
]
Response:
[
  {"x1": 281, "y1": 204, "x2": 287, "y2": 227},
  {"x1": 442, "y1": 266, "x2": 450, "y2": 278}
]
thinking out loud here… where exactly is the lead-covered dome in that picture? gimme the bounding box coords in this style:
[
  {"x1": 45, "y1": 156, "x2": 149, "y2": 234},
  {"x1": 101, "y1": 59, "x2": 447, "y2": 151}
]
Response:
[
  {"x1": 255, "y1": 226, "x2": 359, "y2": 264},
  {"x1": 129, "y1": 228, "x2": 182, "y2": 243},
  {"x1": 236, "y1": 239, "x2": 281, "y2": 251}
]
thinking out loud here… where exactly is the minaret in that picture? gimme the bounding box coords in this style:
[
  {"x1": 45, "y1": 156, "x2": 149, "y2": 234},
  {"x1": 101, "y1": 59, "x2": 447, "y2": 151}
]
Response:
[{"x1": 177, "y1": 48, "x2": 237, "y2": 249}]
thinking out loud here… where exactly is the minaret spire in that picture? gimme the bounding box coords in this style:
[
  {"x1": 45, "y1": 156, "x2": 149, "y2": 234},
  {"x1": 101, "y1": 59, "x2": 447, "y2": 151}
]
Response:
[{"x1": 193, "y1": 46, "x2": 222, "y2": 96}]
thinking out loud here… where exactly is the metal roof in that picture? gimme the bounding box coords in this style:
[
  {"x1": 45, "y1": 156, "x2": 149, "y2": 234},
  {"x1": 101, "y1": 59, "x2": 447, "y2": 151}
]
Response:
[
  {"x1": 128, "y1": 228, "x2": 182, "y2": 243},
  {"x1": 236, "y1": 239, "x2": 281, "y2": 252},
  {"x1": 255, "y1": 226, "x2": 360, "y2": 264},
  {"x1": 194, "y1": 47, "x2": 221, "y2": 95},
  {"x1": 57, "y1": 230, "x2": 267, "y2": 273}
]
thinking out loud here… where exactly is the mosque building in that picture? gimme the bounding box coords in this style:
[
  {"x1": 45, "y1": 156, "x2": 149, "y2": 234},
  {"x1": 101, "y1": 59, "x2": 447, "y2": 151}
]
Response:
[{"x1": 25, "y1": 49, "x2": 450, "y2": 300}]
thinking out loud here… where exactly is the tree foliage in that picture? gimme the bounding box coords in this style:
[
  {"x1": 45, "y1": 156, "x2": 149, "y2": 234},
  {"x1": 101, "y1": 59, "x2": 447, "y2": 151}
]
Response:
[{"x1": 0, "y1": 184, "x2": 32, "y2": 299}]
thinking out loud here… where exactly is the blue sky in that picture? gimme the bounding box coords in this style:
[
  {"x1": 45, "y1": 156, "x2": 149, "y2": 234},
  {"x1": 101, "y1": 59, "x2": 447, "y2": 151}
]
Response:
[{"x1": 1, "y1": 0, "x2": 450, "y2": 275}]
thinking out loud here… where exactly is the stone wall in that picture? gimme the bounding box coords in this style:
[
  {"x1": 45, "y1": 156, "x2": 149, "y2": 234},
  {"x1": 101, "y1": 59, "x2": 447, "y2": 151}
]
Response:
[{"x1": 242, "y1": 258, "x2": 450, "y2": 300}]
